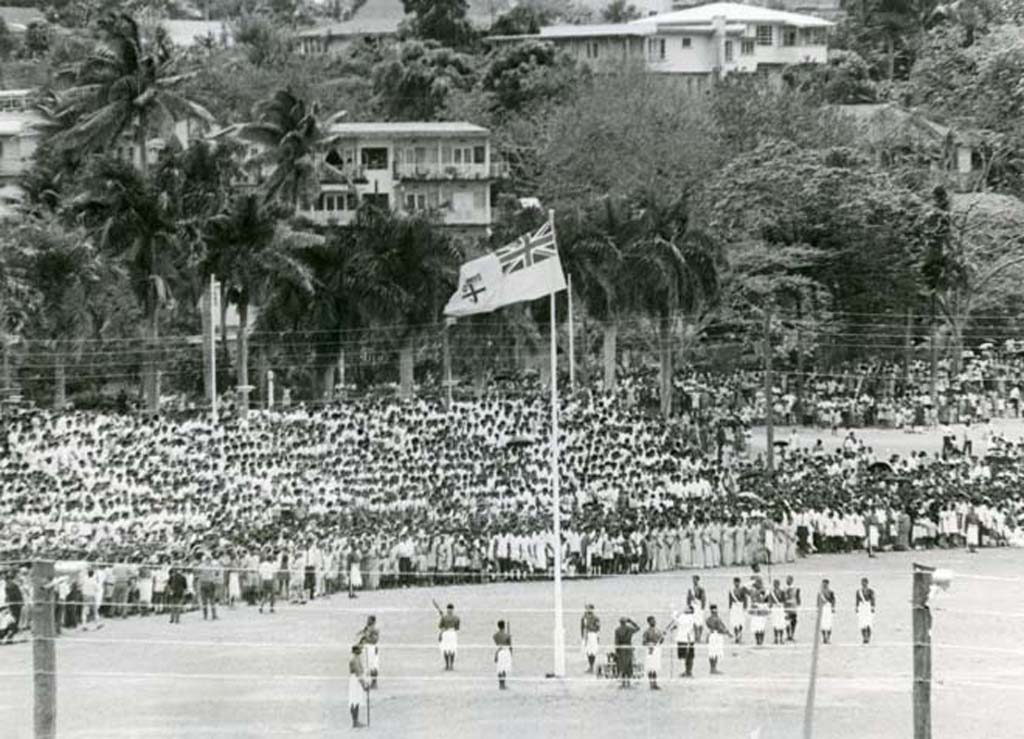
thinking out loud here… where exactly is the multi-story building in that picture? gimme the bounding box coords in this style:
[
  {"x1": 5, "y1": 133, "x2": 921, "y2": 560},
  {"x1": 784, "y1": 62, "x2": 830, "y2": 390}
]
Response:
[
  {"x1": 296, "y1": 121, "x2": 502, "y2": 238},
  {"x1": 669, "y1": 0, "x2": 844, "y2": 22},
  {"x1": 0, "y1": 90, "x2": 41, "y2": 219},
  {"x1": 487, "y1": 2, "x2": 832, "y2": 89}
]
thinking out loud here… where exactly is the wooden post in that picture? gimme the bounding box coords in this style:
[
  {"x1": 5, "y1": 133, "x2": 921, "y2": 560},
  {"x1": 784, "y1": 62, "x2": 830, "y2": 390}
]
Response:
[
  {"x1": 764, "y1": 309, "x2": 774, "y2": 473},
  {"x1": 802, "y1": 599, "x2": 824, "y2": 739},
  {"x1": 32, "y1": 561, "x2": 56, "y2": 739},
  {"x1": 913, "y1": 564, "x2": 933, "y2": 739}
]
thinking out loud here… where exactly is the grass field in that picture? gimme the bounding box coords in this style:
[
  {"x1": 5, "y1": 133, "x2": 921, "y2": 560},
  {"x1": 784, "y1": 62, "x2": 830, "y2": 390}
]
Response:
[{"x1": 3, "y1": 546, "x2": 1024, "y2": 739}]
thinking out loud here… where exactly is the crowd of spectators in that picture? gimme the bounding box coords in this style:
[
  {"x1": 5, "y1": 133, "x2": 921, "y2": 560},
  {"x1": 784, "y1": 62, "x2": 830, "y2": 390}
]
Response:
[{"x1": 2, "y1": 360, "x2": 1024, "y2": 639}]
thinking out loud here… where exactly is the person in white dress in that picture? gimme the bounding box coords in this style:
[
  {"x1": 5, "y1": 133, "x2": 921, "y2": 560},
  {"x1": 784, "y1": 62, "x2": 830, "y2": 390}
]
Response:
[{"x1": 817, "y1": 579, "x2": 836, "y2": 645}]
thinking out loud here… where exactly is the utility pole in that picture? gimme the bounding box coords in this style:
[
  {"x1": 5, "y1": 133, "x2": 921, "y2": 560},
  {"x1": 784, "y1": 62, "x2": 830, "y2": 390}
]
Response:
[
  {"x1": 32, "y1": 561, "x2": 56, "y2": 739},
  {"x1": 764, "y1": 308, "x2": 775, "y2": 473},
  {"x1": 913, "y1": 564, "x2": 934, "y2": 739}
]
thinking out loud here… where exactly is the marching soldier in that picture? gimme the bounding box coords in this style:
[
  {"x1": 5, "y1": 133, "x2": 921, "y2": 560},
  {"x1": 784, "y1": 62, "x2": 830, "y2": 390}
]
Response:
[{"x1": 817, "y1": 579, "x2": 836, "y2": 645}]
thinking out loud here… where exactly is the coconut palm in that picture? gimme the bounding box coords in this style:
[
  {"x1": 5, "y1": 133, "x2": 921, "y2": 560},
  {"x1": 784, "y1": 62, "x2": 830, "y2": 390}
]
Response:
[
  {"x1": 232, "y1": 89, "x2": 347, "y2": 212},
  {"x1": 623, "y1": 193, "x2": 721, "y2": 418},
  {"x1": 73, "y1": 157, "x2": 180, "y2": 412},
  {"x1": 53, "y1": 12, "x2": 213, "y2": 179},
  {"x1": 203, "y1": 194, "x2": 317, "y2": 413},
  {"x1": 347, "y1": 208, "x2": 460, "y2": 399},
  {"x1": 19, "y1": 217, "x2": 109, "y2": 408},
  {"x1": 0, "y1": 227, "x2": 38, "y2": 398},
  {"x1": 561, "y1": 197, "x2": 636, "y2": 390}
]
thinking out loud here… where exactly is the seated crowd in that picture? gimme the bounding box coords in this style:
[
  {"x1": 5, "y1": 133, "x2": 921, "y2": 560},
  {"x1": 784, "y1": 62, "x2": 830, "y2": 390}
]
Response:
[{"x1": 2, "y1": 366, "x2": 1024, "y2": 638}]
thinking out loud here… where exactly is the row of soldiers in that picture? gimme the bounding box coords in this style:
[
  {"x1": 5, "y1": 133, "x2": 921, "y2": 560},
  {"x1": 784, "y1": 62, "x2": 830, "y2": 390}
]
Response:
[{"x1": 343, "y1": 574, "x2": 880, "y2": 727}]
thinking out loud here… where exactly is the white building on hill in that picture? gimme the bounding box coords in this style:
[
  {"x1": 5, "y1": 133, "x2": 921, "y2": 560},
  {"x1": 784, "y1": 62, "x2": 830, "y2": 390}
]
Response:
[
  {"x1": 293, "y1": 122, "x2": 502, "y2": 238},
  {"x1": 487, "y1": 2, "x2": 832, "y2": 89}
]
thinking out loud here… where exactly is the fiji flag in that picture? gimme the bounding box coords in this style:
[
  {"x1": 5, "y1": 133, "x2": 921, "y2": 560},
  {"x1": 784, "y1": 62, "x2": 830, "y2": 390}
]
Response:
[{"x1": 444, "y1": 220, "x2": 567, "y2": 317}]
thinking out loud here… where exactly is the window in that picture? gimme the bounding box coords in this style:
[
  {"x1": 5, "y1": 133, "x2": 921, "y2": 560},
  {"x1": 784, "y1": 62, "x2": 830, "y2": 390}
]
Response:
[
  {"x1": 809, "y1": 27, "x2": 827, "y2": 45},
  {"x1": 741, "y1": 39, "x2": 755, "y2": 55},
  {"x1": 782, "y1": 28, "x2": 797, "y2": 47},
  {"x1": 362, "y1": 193, "x2": 389, "y2": 210},
  {"x1": 473, "y1": 146, "x2": 485, "y2": 165},
  {"x1": 647, "y1": 37, "x2": 665, "y2": 61},
  {"x1": 756, "y1": 25, "x2": 773, "y2": 46},
  {"x1": 724, "y1": 40, "x2": 734, "y2": 62},
  {"x1": 319, "y1": 193, "x2": 346, "y2": 212},
  {"x1": 473, "y1": 189, "x2": 486, "y2": 210},
  {"x1": 681, "y1": 37, "x2": 691, "y2": 49},
  {"x1": 404, "y1": 193, "x2": 427, "y2": 211},
  {"x1": 585, "y1": 41, "x2": 600, "y2": 59},
  {"x1": 360, "y1": 147, "x2": 388, "y2": 170},
  {"x1": 346, "y1": 193, "x2": 358, "y2": 210}
]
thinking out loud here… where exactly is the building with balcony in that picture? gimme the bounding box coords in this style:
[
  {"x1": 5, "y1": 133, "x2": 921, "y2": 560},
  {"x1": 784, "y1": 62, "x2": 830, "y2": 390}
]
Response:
[
  {"x1": 298, "y1": 121, "x2": 501, "y2": 238},
  {"x1": 487, "y1": 2, "x2": 832, "y2": 89}
]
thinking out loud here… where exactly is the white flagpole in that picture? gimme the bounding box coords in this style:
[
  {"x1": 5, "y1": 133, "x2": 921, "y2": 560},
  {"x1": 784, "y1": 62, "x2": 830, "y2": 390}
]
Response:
[
  {"x1": 567, "y1": 273, "x2": 576, "y2": 390},
  {"x1": 549, "y1": 209, "x2": 567, "y2": 677}
]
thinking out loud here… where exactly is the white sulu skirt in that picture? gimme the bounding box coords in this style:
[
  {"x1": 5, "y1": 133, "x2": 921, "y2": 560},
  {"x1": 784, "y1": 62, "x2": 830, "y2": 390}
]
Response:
[
  {"x1": 347, "y1": 675, "x2": 365, "y2": 708},
  {"x1": 643, "y1": 645, "x2": 662, "y2": 673},
  {"x1": 496, "y1": 647, "x2": 512, "y2": 675},
  {"x1": 349, "y1": 563, "x2": 363, "y2": 589},
  {"x1": 583, "y1": 632, "x2": 600, "y2": 657},
  {"x1": 366, "y1": 645, "x2": 380, "y2": 672},
  {"x1": 440, "y1": 630, "x2": 458, "y2": 655},
  {"x1": 729, "y1": 603, "x2": 746, "y2": 630},
  {"x1": 770, "y1": 605, "x2": 786, "y2": 631},
  {"x1": 708, "y1": 633, "x2": 725, "y2": 661},
  {"x1": 857, "y1": 603, "x2": 874, "y2": 630},
  {"x1": 750, "y1": 612, "x2": 767, "y2": 634},
  {"x1": 820, "y1": 607, "x2": 834, "y2": 632},
  {"x1": 228, "y1": 573, "x2": 241, "y2": 600}
]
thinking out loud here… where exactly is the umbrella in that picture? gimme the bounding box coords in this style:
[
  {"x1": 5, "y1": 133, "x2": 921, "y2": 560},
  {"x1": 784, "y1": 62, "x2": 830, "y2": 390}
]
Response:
[
  {"x1": 737, "y1": 491, "x2": 767, "y2": 504},
  {"x1": 868, "y1": 461, "x2": 893, "y2": 474}
]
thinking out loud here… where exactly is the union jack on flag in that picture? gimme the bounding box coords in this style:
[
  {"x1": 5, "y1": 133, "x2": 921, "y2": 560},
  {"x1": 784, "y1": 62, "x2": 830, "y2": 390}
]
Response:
[{"x1": 494, "y1": 221, "x2": 557, "y2": 275}]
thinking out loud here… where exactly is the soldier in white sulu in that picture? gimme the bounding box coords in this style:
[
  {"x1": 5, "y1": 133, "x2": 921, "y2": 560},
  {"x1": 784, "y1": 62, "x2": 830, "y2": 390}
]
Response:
[
  {"x1": 641, "y1": 616, "x2": 664, "y2": 690},
  {"x1": 855, "y1": 578, "x2": 876, "y2": 645},
  {"x1": 438, "y1": 603, "x2": 460, "y2": 671},
  {"x1": 493, "y1": 620, "x2": 512, "y2": 689}
]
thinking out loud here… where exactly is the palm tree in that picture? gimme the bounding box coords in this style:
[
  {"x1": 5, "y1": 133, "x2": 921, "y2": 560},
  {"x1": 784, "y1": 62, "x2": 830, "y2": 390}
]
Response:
[
  {"x1": 561, "y1": 197, "x2": 634, "y2": 391},
  {"x1": 204, "y1": 194, "x2": 317, "y2": 413},
  {"x1": 348, "y1": 208, "x2": 460, "y2": 399},
  {"x1": 624, "y1": 193, "x2": 720, "y2": 419},
  {"x1": 20, "y1": 217, "x2": 108, "y2": 408},
  {"x1": 53, "y1": 13, "x2": 213, "y2": 180},
  {"x1": 73, "y1": 157, "x2": 180, "y2": 412},
  {"x1": 232, "y1": 89, "x2": 347, "y2": 212}
]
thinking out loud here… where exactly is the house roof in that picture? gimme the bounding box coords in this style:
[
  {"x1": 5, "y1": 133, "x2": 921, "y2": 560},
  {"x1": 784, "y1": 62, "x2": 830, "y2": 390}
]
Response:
[
  {"x1": 832, "y1": 103, "x2": 976, "y2": 145},
  {"x1": 634, "y1": 2, "x2": 834, "y2": 28},
  {"x1": 0, "y1": 6, "x2": 45, "y2": 31},
  {"x1": 327, "y1": 121, "x2": 489, "y2": 138}
]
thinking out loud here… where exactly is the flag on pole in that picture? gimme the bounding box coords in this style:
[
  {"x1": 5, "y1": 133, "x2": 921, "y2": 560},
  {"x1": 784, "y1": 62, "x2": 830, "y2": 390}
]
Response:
[{"x1": 444, "y1": 220, "x2": 566, "y2": 317}]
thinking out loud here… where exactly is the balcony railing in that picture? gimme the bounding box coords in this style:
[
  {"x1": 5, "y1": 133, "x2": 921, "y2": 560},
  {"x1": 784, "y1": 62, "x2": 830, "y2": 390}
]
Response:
[{"x1": 393, "y1": 162, "x2": 498, "y2": 181}]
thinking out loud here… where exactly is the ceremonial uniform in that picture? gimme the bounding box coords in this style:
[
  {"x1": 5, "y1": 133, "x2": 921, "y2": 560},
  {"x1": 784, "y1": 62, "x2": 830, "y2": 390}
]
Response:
[
  {"x1": 348, "y1": 653, "x2": 366, "y2": 710},
  {"x1": 580, "y1": 610, "x2": 601, "y2": 669},
  {"x1": 493, "y1": 629, "x2": 512, "y2": 684},
  {"x1": 705, "y1": 612, "x2": 730, "y2": 673},
  {"x1": 728, "y1": 586, "x2": 748, "y2": 635},
  {"x1": 768, "y1": 587, "x2": 787, "y2": 642},
  {"x1": 642, "y1": 625, "x2": 663, "y2": 676},
  {"x1": 673, "y1": 610, "x2": 696, "y2": 676},
  {"x1": 855, "y1": 585, "x2": 876, "y2": 643},
  {"x1": 360, "y1": 624, "x2": 381, "y2": 674},
  {"x1": 614, "y1": 620, "x2": 640, "y2": 684},
  {"x1": 817, "y1": 589, "x2": 836, "y2": 640},
  {"x1": 687, "y1": 584, "x2": 706, "y2": 636},
  {"x1": 439, "y1": 612, "x2": 460, "y2": 659}
]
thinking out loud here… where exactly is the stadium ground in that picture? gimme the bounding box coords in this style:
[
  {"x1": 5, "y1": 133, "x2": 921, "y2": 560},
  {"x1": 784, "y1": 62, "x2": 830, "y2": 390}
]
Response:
[{"x1": 2, "y1": 546, "x2": 1023, "y2": 738}]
